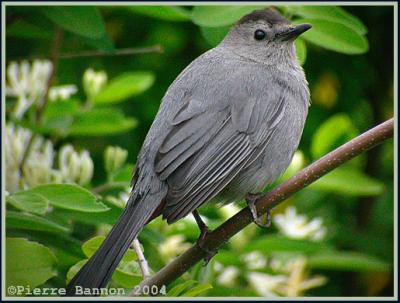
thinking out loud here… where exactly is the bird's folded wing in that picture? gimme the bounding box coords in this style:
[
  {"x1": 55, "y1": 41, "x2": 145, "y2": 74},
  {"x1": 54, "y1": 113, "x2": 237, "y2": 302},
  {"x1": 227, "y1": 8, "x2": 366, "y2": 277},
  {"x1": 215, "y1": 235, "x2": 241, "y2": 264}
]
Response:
[{"x1": 155, "y1": 94, "x2": 286, "y2": 223}]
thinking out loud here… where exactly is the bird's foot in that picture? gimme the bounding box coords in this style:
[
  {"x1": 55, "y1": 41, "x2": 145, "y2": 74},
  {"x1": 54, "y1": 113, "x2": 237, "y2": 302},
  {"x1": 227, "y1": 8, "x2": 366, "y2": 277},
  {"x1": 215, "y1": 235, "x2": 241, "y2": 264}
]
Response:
[
  {"x1": 245, "y1": 192, "x2": 271, "y2": 228},
  {"x1": 192, "y1": 210, "x2": 218, "y2": 265},
  {"x1": 197, "y1": 229, "x2": 218, "y2": 266}
]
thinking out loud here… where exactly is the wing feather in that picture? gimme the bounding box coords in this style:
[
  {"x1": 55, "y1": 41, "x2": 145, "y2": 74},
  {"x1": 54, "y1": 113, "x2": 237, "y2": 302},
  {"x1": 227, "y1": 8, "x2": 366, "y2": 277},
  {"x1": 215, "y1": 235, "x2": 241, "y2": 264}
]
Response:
[{"x1": 155, "y1": 93, "x2": 287, "y2": 223}]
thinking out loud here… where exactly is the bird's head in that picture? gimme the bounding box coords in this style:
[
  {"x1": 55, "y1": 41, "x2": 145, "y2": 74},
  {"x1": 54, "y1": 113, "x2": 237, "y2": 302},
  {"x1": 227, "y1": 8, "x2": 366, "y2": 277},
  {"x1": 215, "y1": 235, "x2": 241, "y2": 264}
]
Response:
[{"x1": 220, "y1": 8, "x2": 311, "y2": 65}]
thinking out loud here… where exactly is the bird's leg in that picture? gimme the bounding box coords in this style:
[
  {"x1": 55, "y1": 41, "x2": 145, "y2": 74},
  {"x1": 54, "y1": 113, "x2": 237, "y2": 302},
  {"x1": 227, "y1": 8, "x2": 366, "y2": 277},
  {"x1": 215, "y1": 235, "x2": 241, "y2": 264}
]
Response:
[
  {"x1": 192, "y1": 210, "x2": 217, "y2": 265},
  {"x1": 245, "y1": 192, "x2": 271, "y2": 228}
]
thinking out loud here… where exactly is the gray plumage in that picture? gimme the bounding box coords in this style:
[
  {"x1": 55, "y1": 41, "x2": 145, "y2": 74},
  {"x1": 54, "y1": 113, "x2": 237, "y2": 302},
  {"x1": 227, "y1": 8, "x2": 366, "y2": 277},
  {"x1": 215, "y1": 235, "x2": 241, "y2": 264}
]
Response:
[{"x1": 67, "y1": 8, "x2": 310, "y2": 295}]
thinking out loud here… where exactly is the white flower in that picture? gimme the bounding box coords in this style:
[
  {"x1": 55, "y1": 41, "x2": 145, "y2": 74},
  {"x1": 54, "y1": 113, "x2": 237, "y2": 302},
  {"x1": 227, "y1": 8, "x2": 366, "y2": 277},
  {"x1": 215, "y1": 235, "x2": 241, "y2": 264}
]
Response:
[
  {"x1": 5, "y1": 124, "x2": 32, "y2": 169},
  {"x1": 5, "y1": 124, "x2": 94, "y2": 192},
  {"x1": 158, "y1": 235, "x2": 191, "y2": 261},
  {"x1": 6, "y1": 60, "x2": 53, "y2": 119},
  {"x1": 104, "y1": 146, "x2": 128, "y2": 173},
  {"x1": 21, "y1": 136, "x2": 58, "y2": 188},
  {"x1": 279, "y1": 256, "x2": 327, "y2": 297},
  {"x1": 5, "y1": 124, "x2": 29, "y2": 192},
  {"x1": 213, "y1": 261, "x2": 223, "y2": 273},
  {"x1": 58, "y1": 145, "x2": 94, "y2": 185},
  {"x1": 83, "y1": 68, "x2": 107, "y2": 100},
  {"x1": 247, "y1": 272, "x2": 287, "y2": 297},
  {"x1": 248, "y1": 256, "x2": 327, "y2": 297},
  {"x1": 217, "y1": 266, "x2": 239, "y2": 287},
  {"x1": 48, "y1": 84, "x2": 77, "y2": 101},
  {"x1": 242, "y1": 251, "x2": 267, "y2": 270},
  {"x1": 5, "y1": 124, "x2": 59, "y2": 192},
  {"x1": 273, "y1": 207, "x2": 327, "y2": 241}
]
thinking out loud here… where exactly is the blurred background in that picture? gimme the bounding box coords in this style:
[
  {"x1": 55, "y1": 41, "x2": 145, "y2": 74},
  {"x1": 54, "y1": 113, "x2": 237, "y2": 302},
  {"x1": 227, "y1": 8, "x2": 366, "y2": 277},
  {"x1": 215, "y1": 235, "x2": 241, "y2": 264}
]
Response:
[{"x1": 5, "y1": 5, "x2": 394, "y2": 297}]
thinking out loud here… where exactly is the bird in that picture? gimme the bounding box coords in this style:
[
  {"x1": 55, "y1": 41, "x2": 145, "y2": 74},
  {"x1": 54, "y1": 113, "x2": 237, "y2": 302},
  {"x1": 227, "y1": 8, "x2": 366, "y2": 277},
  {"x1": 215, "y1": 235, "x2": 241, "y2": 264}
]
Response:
[{"x1": 66, "y1": 8, "x2": 311, "y2": 295}]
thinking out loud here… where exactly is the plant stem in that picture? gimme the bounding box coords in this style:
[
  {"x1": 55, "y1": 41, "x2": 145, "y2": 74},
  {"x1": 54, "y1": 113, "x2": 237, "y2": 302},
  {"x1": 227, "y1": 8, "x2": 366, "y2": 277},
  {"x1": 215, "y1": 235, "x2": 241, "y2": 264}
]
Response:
[
  {"x1": 8, "y1": 45, "x2": 163, "y2": 62},
  {"x1": 132, "y1": 238, "x2": 151, "y2": 280},
  {"x1": 18, "y1": 27, "x2": 63, "y2": 174}
]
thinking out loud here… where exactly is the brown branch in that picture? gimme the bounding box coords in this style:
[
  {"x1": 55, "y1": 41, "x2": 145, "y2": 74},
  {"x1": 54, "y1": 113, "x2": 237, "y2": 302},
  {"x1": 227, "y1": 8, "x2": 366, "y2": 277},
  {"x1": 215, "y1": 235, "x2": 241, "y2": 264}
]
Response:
[{"x1": 134, "y1": 118, "x2": 394, "y2": 295}]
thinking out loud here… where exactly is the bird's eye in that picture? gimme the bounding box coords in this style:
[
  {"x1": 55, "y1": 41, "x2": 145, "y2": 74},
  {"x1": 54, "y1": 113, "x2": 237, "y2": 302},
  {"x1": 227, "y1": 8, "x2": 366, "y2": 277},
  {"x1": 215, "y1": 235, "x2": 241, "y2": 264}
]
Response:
[{"x1": 254, "y1": 29, "x2": 266, "y2": 41}]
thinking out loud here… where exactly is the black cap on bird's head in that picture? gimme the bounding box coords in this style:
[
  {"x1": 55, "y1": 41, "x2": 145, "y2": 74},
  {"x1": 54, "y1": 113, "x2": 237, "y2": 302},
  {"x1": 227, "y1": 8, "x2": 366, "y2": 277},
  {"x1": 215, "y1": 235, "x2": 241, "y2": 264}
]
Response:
[
  {"x1": 235, "y1": 8, "x2": 312, "y2": 42},
  {"x1": 220, "y1": 7, "x2": 312, "y2": 64},
  {"x1": 237, "y1": 8, "x2": 290, "y2": 26}
]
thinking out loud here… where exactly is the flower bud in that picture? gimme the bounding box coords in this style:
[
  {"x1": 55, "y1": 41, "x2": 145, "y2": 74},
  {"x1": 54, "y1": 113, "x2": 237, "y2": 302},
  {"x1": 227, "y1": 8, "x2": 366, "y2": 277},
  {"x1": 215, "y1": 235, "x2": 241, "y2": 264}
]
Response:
[
  {"x1": 83, "y1": 68, "x2": 107, "y2": 100},
  {"x1": 104, "y1": 146, "x2": 128, "y2": 173},
  {"x1": 59, "y1": 145, "x2": 94, "y2": 185}
]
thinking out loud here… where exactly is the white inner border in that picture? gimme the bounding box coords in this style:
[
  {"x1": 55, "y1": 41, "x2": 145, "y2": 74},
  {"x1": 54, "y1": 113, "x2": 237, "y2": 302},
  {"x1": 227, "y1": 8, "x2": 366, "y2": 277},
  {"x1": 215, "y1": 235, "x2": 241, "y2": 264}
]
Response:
[{"x1": 1, "y1": 1, "x2": 398, "y2": 301}]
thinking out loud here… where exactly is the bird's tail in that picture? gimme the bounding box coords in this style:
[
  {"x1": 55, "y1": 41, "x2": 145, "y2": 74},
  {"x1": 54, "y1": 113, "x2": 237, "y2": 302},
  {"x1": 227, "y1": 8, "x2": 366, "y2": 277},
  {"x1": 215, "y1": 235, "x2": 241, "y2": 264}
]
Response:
[{"x1": 66, "y1": 193, "x2": 160, "y2": 296}]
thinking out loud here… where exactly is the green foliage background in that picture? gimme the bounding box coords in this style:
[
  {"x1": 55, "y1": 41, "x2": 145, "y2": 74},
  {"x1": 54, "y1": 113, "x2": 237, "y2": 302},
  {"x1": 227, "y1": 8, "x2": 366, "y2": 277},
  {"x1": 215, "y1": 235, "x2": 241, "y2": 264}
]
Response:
[{"x1": 5, "y1": 5, "x2": 394, "y2": 297}]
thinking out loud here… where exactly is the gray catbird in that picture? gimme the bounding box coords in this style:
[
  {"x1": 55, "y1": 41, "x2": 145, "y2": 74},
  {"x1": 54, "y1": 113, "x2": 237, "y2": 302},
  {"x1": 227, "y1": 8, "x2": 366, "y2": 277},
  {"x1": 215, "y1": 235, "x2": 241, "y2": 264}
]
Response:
[{"x1": 66, "y1": 8, "x2": 311, "y2": 295}]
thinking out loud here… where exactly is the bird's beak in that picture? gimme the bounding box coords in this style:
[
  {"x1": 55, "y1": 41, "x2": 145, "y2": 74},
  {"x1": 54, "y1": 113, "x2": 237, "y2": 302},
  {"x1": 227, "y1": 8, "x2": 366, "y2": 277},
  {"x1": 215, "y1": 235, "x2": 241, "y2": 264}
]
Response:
[{"x1": 277, "y1": 24, "x2": 312, "y2": 41}]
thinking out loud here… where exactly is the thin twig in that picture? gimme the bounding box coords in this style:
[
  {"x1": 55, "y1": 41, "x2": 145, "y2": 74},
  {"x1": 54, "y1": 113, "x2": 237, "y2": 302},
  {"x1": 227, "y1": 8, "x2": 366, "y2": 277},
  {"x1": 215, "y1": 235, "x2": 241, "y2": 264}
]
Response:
[
  {"x1": 36, "y1": 27, "x2": 63, "y2": 124},
  {"x1": 59, "y1": 45, "x2": 163, "y2": 59},
  {"x1": 18, "y1": 27, "x2": 63, "y2": 174},
  {"x1": 134, "y1": 118, "x2": 394, "y2": 295},
  {"x1": 8, "y1": 45, "x2": 163, "y2": 62},
  {"x1": 132, "y1": 238, "x2": 151, "y2": 280}
]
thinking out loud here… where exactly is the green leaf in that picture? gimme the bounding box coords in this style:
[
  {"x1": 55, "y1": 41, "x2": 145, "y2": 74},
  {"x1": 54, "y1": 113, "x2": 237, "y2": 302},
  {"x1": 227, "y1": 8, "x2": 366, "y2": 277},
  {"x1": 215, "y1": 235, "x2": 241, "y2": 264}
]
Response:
[
  {"x1": 94, "y1": 72, "x2": 155, "y2": 104},
  {"x1": 69, "y1": 108, "x2": 137, "y2": 136},
  {"x1": 82, "y1": 236, "x2": 137, "y2": 262},
  {"x1": 112, "y1": 269, "x2": 142, "y2": 289},
  {"x1": 6, "y1": 211, "x2": 70, "y2": 234},
  {"x1": 310, "y1": 166, "x2": 385, "y2": 196},
  {"x1": 16, "y1": 184, "x2": 109, "y2": 212},
  {"x1": 213, "y1": 250, "x2": 243, "y2": 267},
  {"x1": 6, "y1": 20, "x2": 52, "y2": 39},
  {"x1": 295, "y1": 37, "x2": 307, "y2": 65},
  {"x1": 52, "y1": 199, "x2": 122, "y2": 226},
  {"x1": 168, "y1": 280, "x2": 197, "y2": 296},
  {"x1": 66, "y1": 259, "x2": 87, "y2": 284},
  {"x1": 293, "y1": 18, "x2": 369, "y2": 54},
  {"x1": 82, "y1": 33, "x2": 115, "y2": 52},
  {"x1": 40, "y1": 6, "x2": 106, "y2": 39},
  {"x1": 41, "y1": 99, "x2": 80, "y2": 136},
  {"x1": 6, "y1": 238, "x2": 57, "y2": 292},
  {"x1": 289, "y1": 6, "x2": 367, "y2": 35},
  {"x1": 128, "y1": 6, "x2": 191, "y2": 21},
  {"x1": 44, "y1": 99, "x2": 80, "y2": 118},
  {"x1": 307, "y1": 251, "x2": 390, "y2": 272},
  {"x1": 182, "y1": 283, "x2": 213, "y2": 297},
  {"x1": 200, "y1": 26, "x2": 230, "y2": 47},
  {"x1": 6, "y1": 192, "x2": 49, "y2": 215},
  {"x1": 67, "y1": 259, "x2": 142, "y2": 287},
  {"x1": 81, "y1": 236, "x2": 104, "y2": 258},
  {"x1": 244, "y1": 234, "x2": 332, "y2": 254},
  {"x1": 191, "y1": 6, "x2": 266, "y2": 27},
  {"x1": 311, "y1": 114, "x2": 358, "y2": 159},
  {"x1": 110, "y1": 164, "x2": 134, "y2": 183}
]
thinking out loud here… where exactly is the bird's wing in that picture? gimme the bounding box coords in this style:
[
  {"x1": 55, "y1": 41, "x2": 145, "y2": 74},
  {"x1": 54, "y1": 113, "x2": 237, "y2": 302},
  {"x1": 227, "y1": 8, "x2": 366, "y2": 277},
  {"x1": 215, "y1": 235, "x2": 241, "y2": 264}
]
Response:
[{"x1": 155, "y1": 91, "x2": 287, "y2": 223}]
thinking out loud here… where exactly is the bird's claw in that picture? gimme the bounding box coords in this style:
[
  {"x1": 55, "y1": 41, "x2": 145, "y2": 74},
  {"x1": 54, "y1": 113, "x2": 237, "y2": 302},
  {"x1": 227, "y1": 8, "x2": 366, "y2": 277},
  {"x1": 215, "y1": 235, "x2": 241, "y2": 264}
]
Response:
[
  {"x1": 196, "y1": 227, "x2": 217, "y2": 265},
  {"x1": 246, "y1": 192, "x2": 271, "y2": 228},
  {"x1": 193, "y1": 210, "x2": 217, "y2": 265}
]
